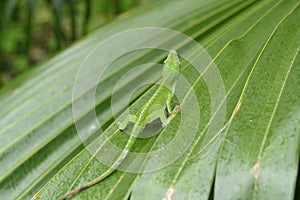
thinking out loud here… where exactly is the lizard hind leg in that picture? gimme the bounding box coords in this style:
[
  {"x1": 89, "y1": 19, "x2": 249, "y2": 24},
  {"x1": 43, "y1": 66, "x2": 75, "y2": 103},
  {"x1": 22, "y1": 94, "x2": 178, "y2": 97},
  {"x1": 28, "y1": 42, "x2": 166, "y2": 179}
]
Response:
[
  {"x1": 145, "y1": 109, "x2": 168, "y2": 127},
  {"x1": 118, "y1": 114, "x2": 137, "y2": 130}
]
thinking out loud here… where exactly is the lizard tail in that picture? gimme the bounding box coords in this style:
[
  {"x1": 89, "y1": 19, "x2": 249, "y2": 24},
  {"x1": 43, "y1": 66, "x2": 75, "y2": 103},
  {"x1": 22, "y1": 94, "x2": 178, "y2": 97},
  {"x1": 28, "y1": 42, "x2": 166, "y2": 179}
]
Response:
[
  {"x1": 57, "y1": 147, "x2": 132, "y2": 200},
  {"x1": 58, "y1": 126, "x2": 141, "y2": 200},
  {"x1": 57, "y1": 166, "x2": 115, "y2": 200}
]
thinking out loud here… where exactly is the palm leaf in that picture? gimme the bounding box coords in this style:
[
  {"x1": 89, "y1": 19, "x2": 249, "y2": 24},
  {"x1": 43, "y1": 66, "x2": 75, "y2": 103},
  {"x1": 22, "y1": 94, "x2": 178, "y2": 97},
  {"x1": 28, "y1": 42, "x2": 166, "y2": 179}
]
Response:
[{"x1": 0, "y1": 0, "x2": 299, "y2": 199}]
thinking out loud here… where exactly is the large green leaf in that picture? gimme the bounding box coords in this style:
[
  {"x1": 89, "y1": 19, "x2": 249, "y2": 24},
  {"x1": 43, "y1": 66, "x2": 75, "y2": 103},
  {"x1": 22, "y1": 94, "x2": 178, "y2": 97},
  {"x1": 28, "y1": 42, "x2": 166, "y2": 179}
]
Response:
[{"x1": 0, "y1": 0, "x2": 299, "y2": 200}]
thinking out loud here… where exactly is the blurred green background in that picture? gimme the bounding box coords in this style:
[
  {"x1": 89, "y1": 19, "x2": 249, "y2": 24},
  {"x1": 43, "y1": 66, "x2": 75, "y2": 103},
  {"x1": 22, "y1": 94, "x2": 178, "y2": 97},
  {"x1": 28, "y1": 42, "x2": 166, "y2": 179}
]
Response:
[{"x1": 0, "y1": 0, "x2": 151, "y2": 87}]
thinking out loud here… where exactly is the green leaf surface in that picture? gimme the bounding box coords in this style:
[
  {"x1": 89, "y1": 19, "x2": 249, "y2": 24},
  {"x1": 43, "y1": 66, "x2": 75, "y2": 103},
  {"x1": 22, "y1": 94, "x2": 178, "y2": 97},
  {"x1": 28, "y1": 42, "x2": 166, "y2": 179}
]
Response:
[{"x1": 0, "y1": 0, "x2": 299, "y2": 200}]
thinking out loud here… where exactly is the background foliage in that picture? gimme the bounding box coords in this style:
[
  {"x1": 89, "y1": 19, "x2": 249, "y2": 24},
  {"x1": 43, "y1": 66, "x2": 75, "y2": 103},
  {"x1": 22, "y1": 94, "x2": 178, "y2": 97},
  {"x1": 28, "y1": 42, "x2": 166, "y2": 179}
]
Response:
[{"x1": 0, "y1": 0, "x2": 148, "y2": 87}]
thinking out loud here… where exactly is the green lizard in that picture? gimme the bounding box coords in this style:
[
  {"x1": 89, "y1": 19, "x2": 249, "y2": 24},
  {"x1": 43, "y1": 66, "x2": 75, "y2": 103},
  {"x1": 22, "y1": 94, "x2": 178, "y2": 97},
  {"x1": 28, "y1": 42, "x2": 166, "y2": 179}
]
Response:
[{"x1": 58, "y1": 50, "x2": 181, "y2": 200}]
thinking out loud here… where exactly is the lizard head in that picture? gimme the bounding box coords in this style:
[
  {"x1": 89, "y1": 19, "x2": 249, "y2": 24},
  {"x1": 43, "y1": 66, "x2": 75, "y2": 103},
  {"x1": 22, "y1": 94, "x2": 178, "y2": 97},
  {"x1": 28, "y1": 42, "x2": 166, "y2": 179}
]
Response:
[{"x1": 163, "y1": 49, "x2": 180, "y2": 73}]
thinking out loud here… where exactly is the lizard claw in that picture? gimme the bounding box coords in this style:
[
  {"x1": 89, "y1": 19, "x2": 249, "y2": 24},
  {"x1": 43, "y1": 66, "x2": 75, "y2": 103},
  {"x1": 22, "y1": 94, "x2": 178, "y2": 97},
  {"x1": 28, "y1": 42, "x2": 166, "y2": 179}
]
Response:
[
  {"x1": 174, "y1": 104, "x2": 180, "y2": 111},
  {"x1": 162, "y1": 122, "x2": 167, "y2": 128},
  {"x1": 163, "y1": 105, "x2": 181, "y2": 128},
  {"x1": 171, "y1": 104, "x2": 181, "y2": 116}
]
